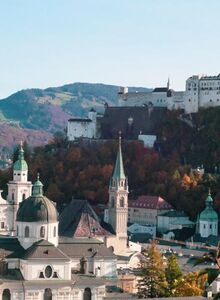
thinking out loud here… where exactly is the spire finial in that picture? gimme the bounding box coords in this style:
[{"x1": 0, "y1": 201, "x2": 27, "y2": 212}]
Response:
[{"x1": 167, "y1": 77, "x2": 170, "y2": 90}]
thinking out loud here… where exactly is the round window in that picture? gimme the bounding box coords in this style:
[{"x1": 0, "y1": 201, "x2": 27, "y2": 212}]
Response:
[{"x1": 44, "y1": 265, "x2": 53, "y2": 278}]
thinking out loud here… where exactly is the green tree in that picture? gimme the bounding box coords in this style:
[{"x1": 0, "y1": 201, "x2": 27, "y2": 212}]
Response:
[
  {"x1": 194, "y1": 246, "x2": 220, "y2": 299},
  {"x1": 165, "y1": 254, "x2": 183, "y2": 295},
  {"x1": 138, "y1": 241, "x2": 168, "y2": 298}
]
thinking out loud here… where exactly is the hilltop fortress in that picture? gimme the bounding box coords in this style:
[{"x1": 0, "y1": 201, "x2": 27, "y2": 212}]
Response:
[{"x1": 118, "y1": 74, "x2": 220, "y2": 113}]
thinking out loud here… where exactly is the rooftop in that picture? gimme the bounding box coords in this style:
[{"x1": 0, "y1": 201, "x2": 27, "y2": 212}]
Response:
[{"x1": 129, "y1": 195, "x2": 172, "y2": 210}]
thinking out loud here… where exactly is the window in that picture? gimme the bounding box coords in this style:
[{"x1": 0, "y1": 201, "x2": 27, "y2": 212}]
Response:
[
  {"x1": 203, "y1": 224, "x2": 206, "y2": 229},
  {"x1": 0, "y1": 222, "x2": 4, "y2": 229},
  {"x1": 2, "y1": 289, "x2": 11, "y2": 300},
  {"x1": 25, "y1": 226, "x2": 30, "y2": 237},
  {"x1": 53, "y1": 226, "x2": 56, "y2": 237},
  {"x1": 44, "y1": 266, "x2": 53, "y2": 278},
  {"x1": 120, "y1": 197, "x2": 124, "y2": 208},
  {"x1": 12, "y1": 193, "x2": 14, "y2": 201},
  {"x1": 44, "y1": 289, "x2": 52, "y2": 300},
  {"x1": 17, "y1": 226, "x2": 19, "y2": 235},
  {"x1": 83, "y1": 288, "x2": 92, "y2": 300},
  {"x1": 40, "y1": 226, "x2": 45, "y2": 238},
  {"x1": 22, "y1": 193, "x2": 26, "y2": 201},
  {"x1": 210, "y1": 224, "x2": 212, "y2": 229}
]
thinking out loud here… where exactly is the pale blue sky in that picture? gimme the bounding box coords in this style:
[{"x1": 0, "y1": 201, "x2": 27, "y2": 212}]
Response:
[{"x1": 0, "y1": 0, "x2": 219, "y2": 98}]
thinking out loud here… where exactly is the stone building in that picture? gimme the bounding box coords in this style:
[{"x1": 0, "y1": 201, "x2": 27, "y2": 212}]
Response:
[
  {"x1": 67, "y1": 109, "x2": 97, "y2": 141},
  {"x1": 128, "y1": 195, "x2": 172, "y2": 226}
]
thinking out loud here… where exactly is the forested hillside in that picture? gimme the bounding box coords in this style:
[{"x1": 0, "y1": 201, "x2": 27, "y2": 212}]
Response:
[{"x1": 1, "y1": 106, "x2": 220, "y2": 220}]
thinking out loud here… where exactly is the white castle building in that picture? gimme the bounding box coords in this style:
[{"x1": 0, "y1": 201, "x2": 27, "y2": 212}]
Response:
[
  {"x1": 118, "y1": 74, "x2": 220, "y2": 114},
  {"x1": 0, "y1": 141, "x2": 142, "y2": 300},
  {"x1": 67, "y1": 109, "x2": 97, "y2": 141}
]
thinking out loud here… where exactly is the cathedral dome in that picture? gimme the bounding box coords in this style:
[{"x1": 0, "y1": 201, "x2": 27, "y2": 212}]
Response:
[{"x1": 16, "y1": 176, "x2": 57, "y2": 223}]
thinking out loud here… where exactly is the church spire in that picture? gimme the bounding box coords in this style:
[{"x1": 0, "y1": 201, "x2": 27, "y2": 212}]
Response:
[{"x1": 112, "y1": 135, "x2": 126, "y2": 180}]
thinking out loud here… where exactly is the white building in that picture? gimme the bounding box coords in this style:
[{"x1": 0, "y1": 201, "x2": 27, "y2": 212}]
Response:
[
  {"x1": 118, "y1": 74, "x2": 220, "y2": 114},
  {"x1": 184, "y1": 74, "x2": 220, "y2": 113},
  {"x1": 67, "y1": 109, "x2": 97, "y2": 141},
  {"x1": 197, "y1": 191, "x2": 218, "y2": 238},
  {"x1": 157, "y1": 210, "x2": 195, "y2": 233},
  {"x1": 0, "y1": 176, "x2": 117, "y2": 300}
]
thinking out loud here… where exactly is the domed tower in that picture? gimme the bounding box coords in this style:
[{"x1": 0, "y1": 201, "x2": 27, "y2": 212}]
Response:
[
  {"x1": 16, "y1": 175, "x2": 58, "y2": 249},
  {"x1": 198, "y1": 191, "x2": 218, "y2": 238},
  {"x1": 7, "y1": 142, "x2": 32, "y2": 233}
]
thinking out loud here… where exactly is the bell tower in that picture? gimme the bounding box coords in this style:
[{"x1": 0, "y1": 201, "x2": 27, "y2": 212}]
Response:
[
  {"x1": 7, "y1": 142, "x2": 32, "y2": 232},
  {"x1": 108, "y1": 136, "x2": 128, "y2": 244}
]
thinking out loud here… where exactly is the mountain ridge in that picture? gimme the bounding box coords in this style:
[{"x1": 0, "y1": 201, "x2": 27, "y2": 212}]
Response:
[{"x1": 0, "y1": 82, "x2": 151, "y2": 152}]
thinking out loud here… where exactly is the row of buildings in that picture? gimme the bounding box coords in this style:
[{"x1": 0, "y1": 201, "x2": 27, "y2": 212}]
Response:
[
  {"x1": 119, "y1": 74, "x2": 220, "y2": 114},
  {"x1": 0, "y1": 139, "x2": 219, "y2": 299}
]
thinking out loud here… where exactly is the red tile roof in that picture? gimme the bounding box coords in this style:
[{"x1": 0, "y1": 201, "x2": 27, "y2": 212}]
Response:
[{"x1": 128, "y1": 195, "x2": 172, "y2": 210}]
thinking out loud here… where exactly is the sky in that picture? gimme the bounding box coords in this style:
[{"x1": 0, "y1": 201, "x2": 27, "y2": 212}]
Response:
[{"x1": 0, "y1": 0, "x2": 220, "y2": 98}]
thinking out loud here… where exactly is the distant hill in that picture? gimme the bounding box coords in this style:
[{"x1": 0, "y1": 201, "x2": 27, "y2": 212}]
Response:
[{"x1": 0, "y1": 82, "x2": 151, "y2": 151}]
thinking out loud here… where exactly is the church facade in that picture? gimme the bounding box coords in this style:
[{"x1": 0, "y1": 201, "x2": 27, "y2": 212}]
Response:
[{"x1": 0, "y1": 140, "x2": 137, "y2": 300}]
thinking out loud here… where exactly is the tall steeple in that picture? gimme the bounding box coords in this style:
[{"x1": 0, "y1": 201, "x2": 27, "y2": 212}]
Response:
[
  {"x1": 108, "y1": 136, "x2": 128, "y2": 250},
  {"x1": 112, "y1": 136, "x2": 126, "y2": 180}
]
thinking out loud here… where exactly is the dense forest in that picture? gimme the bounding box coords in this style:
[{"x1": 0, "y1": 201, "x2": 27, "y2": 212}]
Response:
[{"x1": 1, "y1": 107, "x2": 220, "y2": 220}]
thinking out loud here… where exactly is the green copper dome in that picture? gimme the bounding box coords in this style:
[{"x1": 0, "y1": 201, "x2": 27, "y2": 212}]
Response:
[
  {"x1": 199, "y1": 192, "x2": 218, "y2": 221},
  {"x1": 16, "y1": 175, "x2": 57, "y2": 223},
  {"x1": 13, "y1": 143, "x2": 28, "y2": 171}
]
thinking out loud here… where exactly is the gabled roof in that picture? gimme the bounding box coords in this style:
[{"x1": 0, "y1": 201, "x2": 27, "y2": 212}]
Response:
[
  {"x1": 21, "y1": 240, "x2": 70, "y2": 260},
  {"x1": 59, "y1": 200, "x2": 112, "y2": 238},
  {"x1": 129, "y1": 195, "x2": 172, "y2": 210},
  {"x1": 0, "y1": 236, "x2": 24, "y2": 259},
  {"x1": 152, "y1": 87, "x2": 168, "y2": 93},
  {"x1": 58, "y1": 237, "x2": 115, "y2": 259}
]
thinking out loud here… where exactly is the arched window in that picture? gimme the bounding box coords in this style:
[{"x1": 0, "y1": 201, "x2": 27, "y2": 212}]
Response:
[
  {"x1": 2, "y1": 289, "x2": 11, "y2": 300},
  {"x1": 44, "y1": 288, "x2": 52, "y2": 300},
  {"x1": 40, "y1": 226, "x2": 45, "y2": 238},
  {"x1": 12, "y1": 193, "x2": 14, "y2": 201},
  {"x1": 120, "y1": 197, "x2": 124, "y2": 208},
  {"x1": 53, "y1": 226, "x2": 56, "y2": 237},
  {"x1": 25, "y1": 226, "x2": 30, "y2": 237},
  {"x1": 22, "y1": 193, "x2": 26, "y2": 201},
  {"x1": 83, "y1": 288, "x2": 92, "y2": 300}
]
